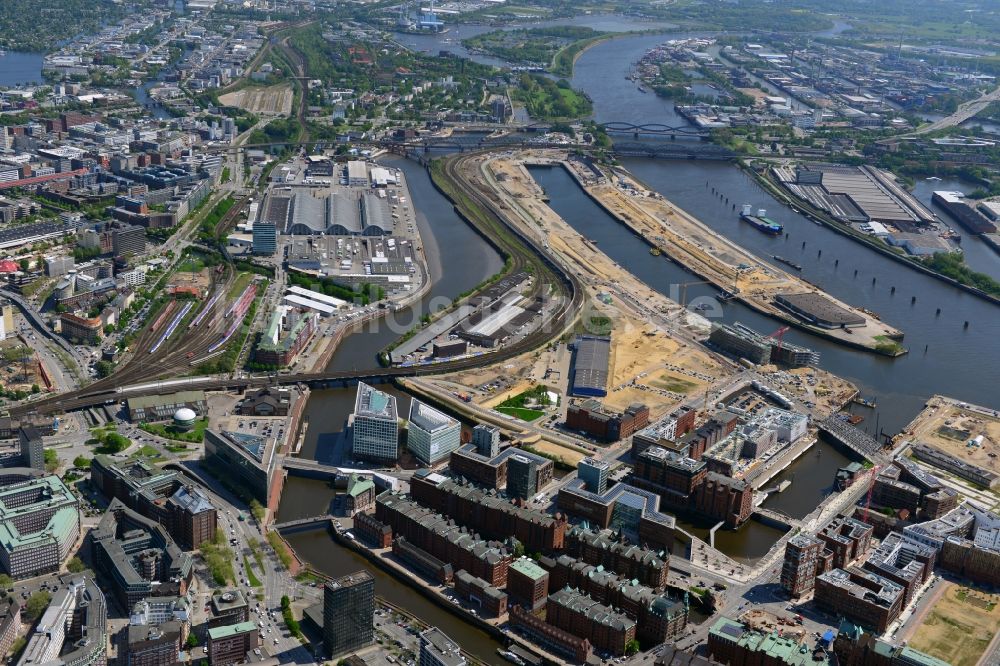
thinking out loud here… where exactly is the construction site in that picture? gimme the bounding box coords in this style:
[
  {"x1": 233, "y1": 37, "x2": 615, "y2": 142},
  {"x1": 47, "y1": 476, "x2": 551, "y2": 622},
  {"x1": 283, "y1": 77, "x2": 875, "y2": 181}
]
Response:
[
  {"x1": 491, "y1": 151, "x2": 904, "y2": 356},
  {"x1": 217, "y1": 83, "x2": 294, "y2": 116},
  {"x1": 899, "y1": 394, "x2": 1000, "y2": 478}
]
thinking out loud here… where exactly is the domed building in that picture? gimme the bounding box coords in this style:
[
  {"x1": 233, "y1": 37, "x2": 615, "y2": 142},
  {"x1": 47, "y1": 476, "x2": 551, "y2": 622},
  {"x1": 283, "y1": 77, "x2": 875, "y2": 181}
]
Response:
[{"x1": 173, "y1": 407, "x2": 197, "y2": 431}]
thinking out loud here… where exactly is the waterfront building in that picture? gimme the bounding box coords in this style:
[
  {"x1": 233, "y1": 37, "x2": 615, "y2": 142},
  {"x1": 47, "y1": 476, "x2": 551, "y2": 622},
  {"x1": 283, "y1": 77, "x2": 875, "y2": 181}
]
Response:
[
  {"x1": 354, "y1": 512, "x2": 392, "y2": 548},
  {"x1": 345, "y1": 474, "x2": 376, "y2": 515},
  {"x1": 323, "y1": 571, "x2": 374, "y2": 658},
  {"x1": 376, "y1": 492, "x2": 511, "y2": 586},
  {"x1": 407, "y1": 399, "x2": 461, "y2": 466},
  {"x1": 91, "y1": 500, "x2": 194, "y2": 609},
  {"x1": 203, "y1": 429, "x2": 279, "y2": 506},
  {"x1": 15, "y1": 573, "x2": 107, "y2": 666},
  {"x1": 546, "y1": 587, "x2": 636, "y2": 656},
  {"x1": 507, "y1": 557, "x2": 549, "y2": 612},
  {"x1": 90, "y1": 455, "x2": 217, "y2": 549},
  {"x1": 708, "y1": 322, "x2": 820, "y2": 367},
  {"x1": 0, "y1": 474, "x2": 80, "y2": 579},
  {"x1": 470, "y1": 424, "x2": 499, "y2": 458},
  {"x1": 350, "y1": 382, "x2": 399, "y2": 463},
  {"x1": 509, "y1": 605, "x2": 592, "y2": 663},
  {"x1": 506, "y1": 454, "x2": 538, "y2": 500},
  {"x1": 207, "y1": 622, "x2": 258, "y2": 666},
  {"x1": 409, "y1": 471, "x2": 565, "y2": 553},
  {"x1": 453, "y1": 570, "x2": 507, "y2": 617},
  {"x1": 577, "y1": 457, "x2": 611, "y2": 494},
  {"x1": 393, "y1": 536, "x2": 453, "y2": 585},
  {"x1": 418, "y1": 627, "x2": 465, "y2": 666},
  {"x1": 815, "y1": 567, "x2": 904, "y2": 633}
]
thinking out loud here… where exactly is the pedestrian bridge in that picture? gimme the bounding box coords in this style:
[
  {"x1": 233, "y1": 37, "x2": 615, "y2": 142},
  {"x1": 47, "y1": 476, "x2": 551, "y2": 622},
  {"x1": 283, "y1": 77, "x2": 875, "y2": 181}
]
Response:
[
  {"x1": 753, "y1": 507, "x2": 803, "y2": 531},
  {"x1": 272, "y1": 514, "x2": 335, "y2": 531}
]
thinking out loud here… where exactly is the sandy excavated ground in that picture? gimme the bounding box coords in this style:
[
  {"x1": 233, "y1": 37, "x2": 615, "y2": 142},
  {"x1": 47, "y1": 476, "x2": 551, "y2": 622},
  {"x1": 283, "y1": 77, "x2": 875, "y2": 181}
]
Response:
[
  {"x1": 904, "y1": 395, "x2": 1000, "y2": 473},
  {"x1": 218, "y1": 84, "x2": 293, "y2": 116}
]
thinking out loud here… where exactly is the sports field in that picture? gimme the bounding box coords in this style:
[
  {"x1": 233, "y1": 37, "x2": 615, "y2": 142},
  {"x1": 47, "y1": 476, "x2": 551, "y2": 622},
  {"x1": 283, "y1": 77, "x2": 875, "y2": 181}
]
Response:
[{"x1": 909, "y1": 582, "x2": 1000, "y2": 666}]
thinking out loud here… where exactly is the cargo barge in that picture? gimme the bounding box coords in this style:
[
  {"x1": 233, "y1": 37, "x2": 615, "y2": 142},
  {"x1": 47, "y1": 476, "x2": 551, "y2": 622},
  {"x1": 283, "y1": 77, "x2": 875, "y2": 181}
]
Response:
[{"x1": 740, "y1": 204, "x2": 783, "y2": 234}]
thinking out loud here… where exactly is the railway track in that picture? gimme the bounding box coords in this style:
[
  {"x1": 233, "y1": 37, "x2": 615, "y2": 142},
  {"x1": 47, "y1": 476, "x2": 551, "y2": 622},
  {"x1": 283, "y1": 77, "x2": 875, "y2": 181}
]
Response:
[{"x1": 14, "y1": 152, "x2": 584, "y2": 416}]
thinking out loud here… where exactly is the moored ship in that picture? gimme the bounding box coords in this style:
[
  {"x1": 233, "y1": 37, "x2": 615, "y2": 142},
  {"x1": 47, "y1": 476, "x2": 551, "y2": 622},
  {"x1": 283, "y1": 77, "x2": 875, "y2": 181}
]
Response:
[{"x1": 740, "y1": 204, "x2": 782, "y2": 234}]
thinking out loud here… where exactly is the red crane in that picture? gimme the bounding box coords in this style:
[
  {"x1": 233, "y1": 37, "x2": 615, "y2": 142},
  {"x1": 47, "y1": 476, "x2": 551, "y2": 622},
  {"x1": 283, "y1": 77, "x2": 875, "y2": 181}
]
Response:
[
  {"x1": 862, "y1": 464, "x2": 882, "y2": 523},
  {"x1": 768, "y1": 326, "x2": 790, "y2": 351}
]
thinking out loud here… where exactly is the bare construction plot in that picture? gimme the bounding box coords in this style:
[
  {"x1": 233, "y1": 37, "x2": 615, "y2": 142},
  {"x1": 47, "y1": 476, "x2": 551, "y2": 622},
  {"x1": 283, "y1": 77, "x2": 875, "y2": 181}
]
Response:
[{"x1": 218, "y1": 83, "x2": 294, "y2": 116}]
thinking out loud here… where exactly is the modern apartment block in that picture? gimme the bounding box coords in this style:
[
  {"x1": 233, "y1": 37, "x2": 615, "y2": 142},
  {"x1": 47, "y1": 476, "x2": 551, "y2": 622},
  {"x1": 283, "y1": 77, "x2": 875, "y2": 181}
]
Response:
[
  {"x1": 0, "y1": 474, "x2": 80, "y2": 579},
  {"x1": 91, "y1": 500, "x2": 194, "y2": 609},
  {"x1": 818, "y1": 516, "x2": 874, "y2": 569},
  {"x1": 815, "y1": 567, "x2": 905, "y2": 634},
  {"x1": 448, "y1": 444, "x2": 554, "y2": 492},
  {"x1": 862, "y1": 532, "x2": 936, "y2": 604},
  {"x1": 780, "y1": 534, "x2": 831, "y2": 597},
  {"x1": 351, "y1": 382, "x2": 399, "y2": 462},
  {"x1": 407, "y1": 398, "x2": 461, "y2": 466},
  {"x1": 506, "y1": 454, "x2": 538, "y2": 500},
  {"x1": 323, "y1": 571, "x2": 375, "y2": 658},
  {"x1": 470, "y1": 424, "x2": 499, "y2": 458},
  {"x1": 90, "y1": 455, "x2": 217, "y2": 549}
]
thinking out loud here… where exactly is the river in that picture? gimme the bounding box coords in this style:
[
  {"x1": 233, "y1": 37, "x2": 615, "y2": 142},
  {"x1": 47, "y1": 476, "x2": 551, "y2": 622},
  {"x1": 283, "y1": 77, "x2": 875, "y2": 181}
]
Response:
[{"x1": 0, "y1": 52, "x2": 45, "y2": 88}]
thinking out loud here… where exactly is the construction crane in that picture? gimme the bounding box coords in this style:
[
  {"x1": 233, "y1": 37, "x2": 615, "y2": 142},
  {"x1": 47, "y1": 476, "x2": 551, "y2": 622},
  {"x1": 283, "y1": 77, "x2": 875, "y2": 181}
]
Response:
[
  {"x1": 862, "y1": 464, "x2": 882, "y2": 523},
  {"x1": 676, "y1": 280, "x2": 714, "y2": 307},
  {"x1": 768, "y1": 326, "x2": 790, "y2": 351}
]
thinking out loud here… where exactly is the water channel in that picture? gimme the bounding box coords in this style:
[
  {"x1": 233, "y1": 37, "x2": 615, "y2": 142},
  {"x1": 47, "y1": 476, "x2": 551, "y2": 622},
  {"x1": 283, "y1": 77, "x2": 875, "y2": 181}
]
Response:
[{"x1": 0, "y1": 52, "x2": 46, "y2": 88}]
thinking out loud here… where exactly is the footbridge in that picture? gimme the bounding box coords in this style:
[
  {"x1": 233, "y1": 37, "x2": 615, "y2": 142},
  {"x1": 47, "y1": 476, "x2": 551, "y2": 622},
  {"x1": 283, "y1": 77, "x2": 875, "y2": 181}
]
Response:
[
  {"x1": 818, "y1": 416, "x2": 889, "y2": 464},
  {"x1": 272, "y1": 514, "x2": 335, "y2": 531},
  {"x1": 753, "y1": 507, "x2": 804, "y2": 531}
]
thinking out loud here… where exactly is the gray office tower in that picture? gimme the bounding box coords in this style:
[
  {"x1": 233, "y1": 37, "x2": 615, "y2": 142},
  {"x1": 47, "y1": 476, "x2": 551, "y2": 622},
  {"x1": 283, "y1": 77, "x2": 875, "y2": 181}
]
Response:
[
  {"x1": 577, "y1": 457, "x2": 611, "y2": 494},
  {"x1": 18, "y1": 426, "x2": 44, "y2": 471},
  {"x1": 323, "y1": 571, "x2": 374, "y2": 658},
  {"x1": 471, "y1": 424, "x2": 499, "y2": 458},
  {"x1": 507, "y1": 454, "x2": 538, "y2": 500}
]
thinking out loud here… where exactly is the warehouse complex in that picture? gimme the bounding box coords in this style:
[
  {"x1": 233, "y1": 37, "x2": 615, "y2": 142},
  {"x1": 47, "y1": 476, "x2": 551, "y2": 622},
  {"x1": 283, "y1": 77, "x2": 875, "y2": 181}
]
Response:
[{"x1": 569, "y1": 335, "x2": 611, "y2": 397}]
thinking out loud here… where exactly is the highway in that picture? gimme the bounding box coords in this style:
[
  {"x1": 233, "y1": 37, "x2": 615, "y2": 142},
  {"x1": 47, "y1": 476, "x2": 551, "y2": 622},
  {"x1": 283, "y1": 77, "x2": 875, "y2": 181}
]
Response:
[{"x1": 913, "y1": 84, "x2": 1000, "y2": 134}]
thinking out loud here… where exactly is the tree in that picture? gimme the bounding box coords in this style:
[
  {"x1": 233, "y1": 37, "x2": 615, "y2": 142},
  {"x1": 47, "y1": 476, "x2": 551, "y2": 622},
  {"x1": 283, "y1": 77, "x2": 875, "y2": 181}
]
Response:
[
  {"x1": 94, "y1": 360, "x2": 114, "y2": 378},
  {"x1": 186, "y1": 633, "x2": 200, "y2": 648},
  {"x1": 512, "y1": 541, "x2": 525, "y2": 558},
  {"x1": 625, "y1": 639, "x2": 640, "y2": 656},
  {"x1": 0, "y1": 573, "x2": 12, "y2": 590},
  {"x1": 25, "y1": 591, "x2": 51, "y2": 621},
  {"x1": 43, "y1": 449, "x2": 58, "y2": 472},
  {"x1": 66, "y1": 557, "x2": 85, "y2": 573},
  {"x1": 73, "y1": 456, "x2": 91, "y2": 469},
  {"x1": 31, "y1": 384, "x2": 40, "y2": 394},
  {"x1": 18, "y1": 258, "x2": 30, "y2": 272}
]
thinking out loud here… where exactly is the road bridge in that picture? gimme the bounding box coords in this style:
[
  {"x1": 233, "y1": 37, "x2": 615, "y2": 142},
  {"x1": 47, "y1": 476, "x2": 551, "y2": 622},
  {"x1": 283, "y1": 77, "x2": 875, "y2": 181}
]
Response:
[{"x1": 818, "y1": 416, "x2": 889, "y2": 464}]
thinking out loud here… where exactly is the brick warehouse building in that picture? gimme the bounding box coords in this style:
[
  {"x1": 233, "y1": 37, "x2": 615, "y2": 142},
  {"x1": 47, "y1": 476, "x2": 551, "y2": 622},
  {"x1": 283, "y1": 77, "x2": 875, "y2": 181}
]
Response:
[
  {"x1": 546, "y1": 587, "x2": 636, "y2": 656},
  {"x1": 410, "y1": 471, "x2": 567, "y2": 552},
  {"x1": 375, "y1": 492, "x2": 511, "y2": 586},
  {"x1": 566, "y1": 401, "x2": 649, "y2": 442},
  {"x1": 565, "y1": 527, "x2": 670, "y2": 590}
]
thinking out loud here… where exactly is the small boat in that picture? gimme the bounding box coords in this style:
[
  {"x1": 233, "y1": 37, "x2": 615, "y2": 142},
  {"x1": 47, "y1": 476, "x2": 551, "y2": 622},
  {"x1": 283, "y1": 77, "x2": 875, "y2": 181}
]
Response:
[
  {"x1": 637, "y1": 85, "x2": 648, "y2": 93},
  {"x1": 497, "y1": 650, "x2": 525, "y2": 666},
  {"x1": 772, "y1": 255, "x2": 802, "y2": 271},
  {"x1": 693, "y1": 303, "x2": 712, "y2": 311},
  {"x1": 649, "y1": 246, "x2": 661, "y2": 256},
  {"x1": 740, "y1": 204, "x2": 782, "y2": 234}
]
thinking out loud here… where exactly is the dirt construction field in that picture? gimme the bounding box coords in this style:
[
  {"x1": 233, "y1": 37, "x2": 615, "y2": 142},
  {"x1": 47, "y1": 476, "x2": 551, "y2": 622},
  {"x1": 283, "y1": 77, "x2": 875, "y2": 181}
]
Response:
[
  {"x1": 218, "y1": 84, "x2": 293, "y2": 115},
  {"x1": 909, "y1": 582, "x2": 1000, "y2": 666},
  {"x1": 904, "y1": 395, "x2": 1000, "y2": 475}
]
